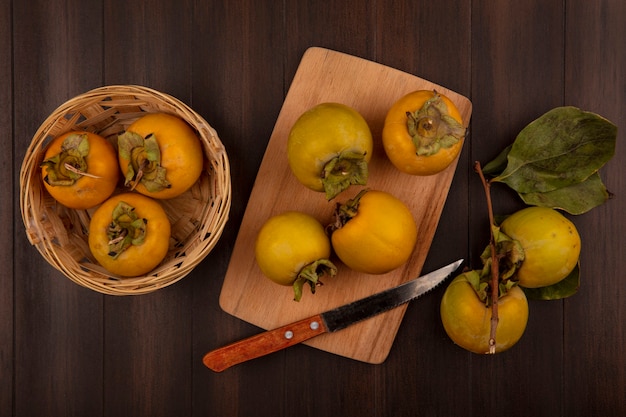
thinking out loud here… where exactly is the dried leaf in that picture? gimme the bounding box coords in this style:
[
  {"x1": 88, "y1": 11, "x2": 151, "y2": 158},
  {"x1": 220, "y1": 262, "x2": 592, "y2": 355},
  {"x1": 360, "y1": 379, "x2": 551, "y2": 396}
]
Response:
[
  {"x1": 491, "y1": 106, "x2": 616, "y2": 193},
  {"x1": 519, "y1": 172, "x2": 611, "y2": 215},
  {"x1": 484, "y1": 106, "x2": 617, "y2": 214}
]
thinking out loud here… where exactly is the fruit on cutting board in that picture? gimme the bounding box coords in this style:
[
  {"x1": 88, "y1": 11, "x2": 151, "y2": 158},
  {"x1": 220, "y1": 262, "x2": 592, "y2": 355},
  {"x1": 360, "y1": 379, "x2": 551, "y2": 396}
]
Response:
[
  {"x1": 255, "y1": 211, "x2": 337, "y2": 301},
  {"x1": 327, "y1": 189, "x2": 418, "y2": 274},
  {"x1": 118, "y1": 113, "x2": 204, "y2": 199},
  {"x1": 40, "y1": 131, "x2": 119, "y2": 209},
  {"x1": 88, "y1": 192, "x2": 171, "y2": 277},
  {"x1": 287, "y1": 102, "x2": 373, "y2": 200},
  {"x1": 382, "y1": 90, "x2": 465, "y2": 176}
]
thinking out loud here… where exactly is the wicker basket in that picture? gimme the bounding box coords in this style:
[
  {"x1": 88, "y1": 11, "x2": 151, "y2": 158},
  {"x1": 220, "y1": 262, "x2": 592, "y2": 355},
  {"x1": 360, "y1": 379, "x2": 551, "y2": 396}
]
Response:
[{"x1": 19, "y1": 85, "x2": 231, "y2": 295}]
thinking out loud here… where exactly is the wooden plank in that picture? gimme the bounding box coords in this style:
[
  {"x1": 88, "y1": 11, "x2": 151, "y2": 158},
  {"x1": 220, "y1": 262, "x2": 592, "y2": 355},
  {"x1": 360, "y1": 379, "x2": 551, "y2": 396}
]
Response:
[
  {"x1": 281, "y1": 5, "x2": 383, "y2": 416},
  {"x1": 468, "y1": 2, "x2": 566, "y2": 416},
  {"x1": 188, "y1": 2, "x2": 289, "y2": 416},
  {"x1": 563, "y1": 1, "x2": 626, "y2": 415},
  {"x1": 12, "y1": 1, "x2": 105, "y2": 416},
  {"x1": 101, "y1": 1, "x2": 196, "y2": 416},
  {"x1": 218, "y1": 47, "x2": 472, "y2": 364},
  {"x1": 0, "y1": 0, "x2": 13, "y2": 412},
  {"x1": 374, "y1": 1, "x2": 473, "y2": 414}
]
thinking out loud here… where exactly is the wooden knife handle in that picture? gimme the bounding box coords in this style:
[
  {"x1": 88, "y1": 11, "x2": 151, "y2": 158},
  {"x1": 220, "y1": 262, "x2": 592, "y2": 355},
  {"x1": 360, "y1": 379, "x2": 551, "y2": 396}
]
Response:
[{"x1": 202, "y1": 314, "x2": 328, "y2": 372}]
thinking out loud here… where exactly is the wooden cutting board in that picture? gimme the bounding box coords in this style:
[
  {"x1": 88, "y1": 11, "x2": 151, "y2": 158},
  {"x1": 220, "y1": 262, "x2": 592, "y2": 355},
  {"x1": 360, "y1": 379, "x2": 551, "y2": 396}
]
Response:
[{"x1": 219, "y1": 47, "x2": 472, "y2": 364}]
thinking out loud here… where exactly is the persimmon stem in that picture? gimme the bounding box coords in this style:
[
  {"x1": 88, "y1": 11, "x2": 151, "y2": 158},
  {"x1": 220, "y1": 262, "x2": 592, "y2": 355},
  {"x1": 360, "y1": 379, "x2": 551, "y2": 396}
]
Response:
[
  {"x1": 474, "y1": 161, "x2": 499, "y2": 354},
  {"x1": 63, "y1": 162, "x2": 102, "y2": 179}
]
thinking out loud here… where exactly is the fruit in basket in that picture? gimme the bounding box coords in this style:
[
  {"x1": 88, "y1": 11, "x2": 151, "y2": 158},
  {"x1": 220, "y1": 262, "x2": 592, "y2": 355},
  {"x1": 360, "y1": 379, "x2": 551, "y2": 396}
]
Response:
[
  {"x1": 382, "y1": 90, "x2": 466, "y2": 176},
  {"x1": 440, "y1": 271, "x2": 529, "y2": 354},
  {"x1": 287, "y1": 103, "x2": 373, "y2": 200},
  {"x1": 88, "y1": 193, "x2": 171, "y2": 277},
  {"x1": 118, "y1": 113, "x2": 203, "y2": 199},
  {"x1": 40, "y1": 131, "x2": 119, "y2": 210},
  {"x1": 327, "y1": 189, "x2": 417, "y2": 274},
  {"x1": 255, "y1": 211, "x2": 337, "y2": 301},
  {"x1": 500, "y1": 206, "x2": 581, "y2": 288}
]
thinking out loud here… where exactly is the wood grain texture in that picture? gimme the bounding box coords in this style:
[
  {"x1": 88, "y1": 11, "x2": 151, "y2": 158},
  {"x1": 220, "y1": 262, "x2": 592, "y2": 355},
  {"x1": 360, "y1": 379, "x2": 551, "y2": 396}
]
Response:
[
  {"x1": 374, "y1": 3, "x2": 475, "y2": 414},
  {"x1": 219, "y1": 47, "x2": 472, "y2": 364},
  {"x1": 562, "y1": 1, "x2": 626, "y2": 415},
  {"x1": 12, "y1": 1, "x2": 106, "y2": 416},
  {"x1": 0, "y1": 0, "x2": 13, "y2": 413},
  {"x1": 101, "y1": 2, "x2": 196, "y2": 417},
  {"x1": 4, "y1": 0, "x2": 626, "y2": 416},
  {"x1": 468, "y1": 2, "x2": 567, "y2": 416}
]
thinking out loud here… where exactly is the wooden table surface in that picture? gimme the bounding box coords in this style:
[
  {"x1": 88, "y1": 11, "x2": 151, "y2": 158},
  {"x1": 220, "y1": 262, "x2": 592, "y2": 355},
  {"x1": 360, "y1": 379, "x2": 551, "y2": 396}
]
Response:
[{"x1": 2, "y1": 1, "x2": 624, "y2": 416}]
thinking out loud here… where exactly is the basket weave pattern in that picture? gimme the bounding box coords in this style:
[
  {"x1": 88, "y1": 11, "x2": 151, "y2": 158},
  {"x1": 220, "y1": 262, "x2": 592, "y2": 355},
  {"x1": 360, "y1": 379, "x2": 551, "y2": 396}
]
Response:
[{"x1": 20, "y1": 85, "x2": 231, "y2": 295}]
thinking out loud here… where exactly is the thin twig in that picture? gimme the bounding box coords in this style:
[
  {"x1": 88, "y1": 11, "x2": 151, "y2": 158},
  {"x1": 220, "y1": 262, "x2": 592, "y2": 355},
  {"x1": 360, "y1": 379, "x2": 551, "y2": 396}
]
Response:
[{"x1": 474, "y1": 161, "x2": 500, "y2": 354}]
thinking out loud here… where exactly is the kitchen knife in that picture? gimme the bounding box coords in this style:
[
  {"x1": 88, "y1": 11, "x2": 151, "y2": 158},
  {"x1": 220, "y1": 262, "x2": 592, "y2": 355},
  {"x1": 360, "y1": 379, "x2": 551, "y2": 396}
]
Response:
[{"x1": 203, "y1": 259, "x2": 463, "y2": 372}]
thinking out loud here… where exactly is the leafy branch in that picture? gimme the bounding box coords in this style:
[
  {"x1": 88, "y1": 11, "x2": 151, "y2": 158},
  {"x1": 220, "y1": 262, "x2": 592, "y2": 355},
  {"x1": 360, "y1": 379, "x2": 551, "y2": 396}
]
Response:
[{"x1": 470, "y1": 106, "x2": 617, "y2": 350}]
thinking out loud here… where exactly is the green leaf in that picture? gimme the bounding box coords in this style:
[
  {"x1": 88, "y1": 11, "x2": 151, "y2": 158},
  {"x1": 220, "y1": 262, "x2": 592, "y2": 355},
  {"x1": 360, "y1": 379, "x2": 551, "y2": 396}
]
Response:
[
  {"x1": 482, "y1": 144, "x2": 512, "y2": 176},
  {"x1": 492, "y1": 106, "x2": 616, "y2": 193},
  {"x1": 519, "y1": 172, "x2": 611, "y2": 215},
  {"x1": 522, "y1": 264, "x2": 580, "y2": 300}
]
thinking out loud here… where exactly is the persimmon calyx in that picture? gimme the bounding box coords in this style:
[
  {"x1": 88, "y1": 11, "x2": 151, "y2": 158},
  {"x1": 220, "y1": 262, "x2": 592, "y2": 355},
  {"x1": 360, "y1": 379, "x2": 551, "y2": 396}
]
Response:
[
  {"x1": 461, "y1": 227, "x2": 525, "y2": 309},
  {"x1": 293, "y1": 259, "x2": 338, "y2": 302},
  {"x1": 118, "y1": 131, "x2": 171, "y2": 192},
  {"x1": 480, "y1": 227, "x2": 525, "y2": 284},
  {"x1": 457, "y1": 226, "x2": 527, "y2": 309},
  {"x1": 41, "y1": 133, "x2": 92, "y2": 186},
  {"x1": 106, "y1": 201, "x2": 147, "y2": 259},
  {"x1": 407, "y1": 93, "x2": 466, "y2": 156},
  {"x1": 327, "y1": 188, "x2": 368, "y2": 233},
  {"x1": 321, "y1": 151, "x2": 369, "y2": 200}
]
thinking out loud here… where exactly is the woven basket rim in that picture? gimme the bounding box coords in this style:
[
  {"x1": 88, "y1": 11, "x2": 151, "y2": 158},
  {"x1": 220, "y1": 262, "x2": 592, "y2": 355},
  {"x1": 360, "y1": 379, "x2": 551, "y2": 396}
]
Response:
[{"x1": 20, "y1": 84, "x2": 232, "y2": 295}]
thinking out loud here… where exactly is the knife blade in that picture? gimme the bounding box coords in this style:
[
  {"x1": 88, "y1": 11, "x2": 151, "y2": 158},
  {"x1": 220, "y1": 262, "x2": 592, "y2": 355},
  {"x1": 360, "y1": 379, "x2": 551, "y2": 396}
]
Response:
[{"x1": 203, "y1": 259, "x2": 463, "y2": 372}]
